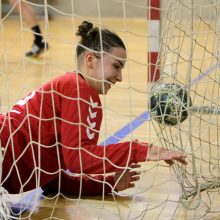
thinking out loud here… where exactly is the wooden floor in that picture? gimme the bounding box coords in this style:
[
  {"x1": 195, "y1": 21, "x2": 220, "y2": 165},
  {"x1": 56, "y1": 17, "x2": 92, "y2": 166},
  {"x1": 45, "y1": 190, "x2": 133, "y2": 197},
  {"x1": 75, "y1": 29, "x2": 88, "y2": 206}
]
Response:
[{"x1": 1, "y1": 17, "x2": 220, "y2": 220}]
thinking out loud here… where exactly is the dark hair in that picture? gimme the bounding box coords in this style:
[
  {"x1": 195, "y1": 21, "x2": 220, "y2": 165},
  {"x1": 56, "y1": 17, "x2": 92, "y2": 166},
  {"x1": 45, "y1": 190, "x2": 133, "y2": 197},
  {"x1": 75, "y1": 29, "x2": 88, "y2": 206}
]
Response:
[{"x1": 76, "y1": 20, "x2": 126, "y2": 57}]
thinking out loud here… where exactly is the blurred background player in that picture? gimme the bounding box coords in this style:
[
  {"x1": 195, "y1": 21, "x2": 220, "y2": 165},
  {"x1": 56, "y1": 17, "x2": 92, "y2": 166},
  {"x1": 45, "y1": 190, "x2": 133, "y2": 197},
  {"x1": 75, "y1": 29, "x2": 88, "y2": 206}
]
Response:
[{"x1": 8, "y1": 0, "x2": 49, "y2": 57}]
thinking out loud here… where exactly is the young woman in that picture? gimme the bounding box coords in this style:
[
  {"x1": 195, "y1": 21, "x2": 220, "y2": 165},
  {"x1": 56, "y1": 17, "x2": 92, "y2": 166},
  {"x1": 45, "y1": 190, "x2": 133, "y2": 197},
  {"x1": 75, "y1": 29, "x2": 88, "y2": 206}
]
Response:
[{"x1": 0, "y1": 21, "x2": 187, "y2": 196}]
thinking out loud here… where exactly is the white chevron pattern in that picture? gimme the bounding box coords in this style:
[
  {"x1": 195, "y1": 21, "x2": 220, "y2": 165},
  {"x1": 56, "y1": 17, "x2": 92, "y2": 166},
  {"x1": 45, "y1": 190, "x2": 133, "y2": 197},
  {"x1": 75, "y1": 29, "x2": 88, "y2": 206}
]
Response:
[{"x1": 86, "y1": 96, "x2": 98, "y2": 139}]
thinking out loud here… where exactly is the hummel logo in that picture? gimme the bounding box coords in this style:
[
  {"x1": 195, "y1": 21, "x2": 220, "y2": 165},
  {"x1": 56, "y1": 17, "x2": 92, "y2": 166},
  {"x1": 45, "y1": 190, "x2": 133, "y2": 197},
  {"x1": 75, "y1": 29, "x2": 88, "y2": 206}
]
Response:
[
  {"x1": 88, "y1": 107, "x2": 97, "y2": 118},
  {"x1": 86, "y1": 96, "x2": 98, "y2": 139}
]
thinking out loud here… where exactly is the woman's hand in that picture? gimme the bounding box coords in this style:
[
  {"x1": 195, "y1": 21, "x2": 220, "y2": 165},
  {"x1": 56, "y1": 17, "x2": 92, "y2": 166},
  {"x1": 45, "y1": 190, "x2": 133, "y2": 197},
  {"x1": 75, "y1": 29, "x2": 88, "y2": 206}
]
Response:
[
  {"x1": 113, "y1": 163, "x2": 141, "y2": 192},
  {"x1": 147, "y1": 145, "x2": 188, "y2": 165}
]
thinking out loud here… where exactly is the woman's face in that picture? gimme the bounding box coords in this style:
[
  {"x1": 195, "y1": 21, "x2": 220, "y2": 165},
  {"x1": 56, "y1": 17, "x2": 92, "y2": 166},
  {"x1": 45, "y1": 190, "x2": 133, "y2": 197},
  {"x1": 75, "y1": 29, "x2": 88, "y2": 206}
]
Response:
[{"x1": 86, "y1": 47, "x2": 127, "y2": 94}]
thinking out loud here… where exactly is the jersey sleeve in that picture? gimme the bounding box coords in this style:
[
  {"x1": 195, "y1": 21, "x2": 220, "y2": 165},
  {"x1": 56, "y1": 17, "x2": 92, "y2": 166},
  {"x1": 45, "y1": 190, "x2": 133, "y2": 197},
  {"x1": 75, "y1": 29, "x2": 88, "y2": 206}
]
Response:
[{"x1": 59, "y1": 74, "x2": 149, "y2": 175}]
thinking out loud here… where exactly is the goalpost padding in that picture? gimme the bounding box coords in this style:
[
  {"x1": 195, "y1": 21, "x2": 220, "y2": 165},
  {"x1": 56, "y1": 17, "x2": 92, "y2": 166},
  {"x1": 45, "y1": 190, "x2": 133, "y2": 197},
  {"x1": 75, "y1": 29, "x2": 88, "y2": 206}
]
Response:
[{"x1": 147, "y1": 0, "x2": 160, "y2": 82}]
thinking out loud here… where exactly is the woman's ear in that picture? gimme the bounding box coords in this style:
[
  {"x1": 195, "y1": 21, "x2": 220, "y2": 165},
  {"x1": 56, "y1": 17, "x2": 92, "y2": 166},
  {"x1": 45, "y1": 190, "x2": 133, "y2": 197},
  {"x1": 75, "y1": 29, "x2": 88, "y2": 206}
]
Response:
[{"x1": 85, "y1": 52, "x2": 95, "y2": 69}]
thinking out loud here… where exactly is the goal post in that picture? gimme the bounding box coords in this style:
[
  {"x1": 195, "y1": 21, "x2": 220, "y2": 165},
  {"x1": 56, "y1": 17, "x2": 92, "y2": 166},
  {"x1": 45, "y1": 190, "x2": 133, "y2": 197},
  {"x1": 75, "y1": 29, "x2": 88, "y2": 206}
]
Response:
[{"x1": 147, "y1": 0, "x2": 160, "y2": 83}]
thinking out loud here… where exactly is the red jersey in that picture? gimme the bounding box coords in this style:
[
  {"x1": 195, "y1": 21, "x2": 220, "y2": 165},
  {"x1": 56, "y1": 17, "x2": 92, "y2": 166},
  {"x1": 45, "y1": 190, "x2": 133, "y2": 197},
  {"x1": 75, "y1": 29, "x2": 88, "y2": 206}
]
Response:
[{"x1": 0, "y1": 72, "x2": 148, "y2": 194}]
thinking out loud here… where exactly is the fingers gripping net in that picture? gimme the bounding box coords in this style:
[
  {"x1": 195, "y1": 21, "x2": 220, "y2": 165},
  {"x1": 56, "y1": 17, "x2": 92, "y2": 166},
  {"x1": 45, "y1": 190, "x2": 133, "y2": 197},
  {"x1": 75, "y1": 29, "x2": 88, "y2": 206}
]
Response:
[{"x1": 151, "y1": 0, "x2": 220, "y2": 216}]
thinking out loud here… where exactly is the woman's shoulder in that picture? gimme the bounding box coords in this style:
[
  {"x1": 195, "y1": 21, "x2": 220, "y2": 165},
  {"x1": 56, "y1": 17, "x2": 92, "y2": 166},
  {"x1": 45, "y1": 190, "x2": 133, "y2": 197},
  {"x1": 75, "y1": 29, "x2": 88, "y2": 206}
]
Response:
[
  {"x1": 51, "y1": 72, "x2": 86, "y2": 89},
  {"x1": 54, "y1": 72, "x2": 85, "y2": 84},
  {"x1": 50, "y1": 72, "x2": 92, "y2": 97},
  {"x1": 47, "y1": 72, "x2": 101, "y2": 105}
]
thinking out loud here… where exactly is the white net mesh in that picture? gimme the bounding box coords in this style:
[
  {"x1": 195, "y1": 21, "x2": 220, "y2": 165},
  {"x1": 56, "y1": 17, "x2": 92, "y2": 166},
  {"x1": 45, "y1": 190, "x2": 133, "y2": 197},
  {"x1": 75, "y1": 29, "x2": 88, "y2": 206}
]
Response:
[
  {"x1": 0, "y1": 0, "x2": 220, "y2": 219},
  {"x1": 153, "y1": 0, "x2": 220, "y2": 217}
]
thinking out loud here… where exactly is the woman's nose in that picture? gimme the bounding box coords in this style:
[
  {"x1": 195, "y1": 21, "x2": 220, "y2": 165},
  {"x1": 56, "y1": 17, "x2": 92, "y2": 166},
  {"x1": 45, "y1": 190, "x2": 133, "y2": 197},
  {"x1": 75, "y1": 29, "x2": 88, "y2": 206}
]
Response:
[{"x1": 116, "y1": 71, "x2": 122, "y2": 82}]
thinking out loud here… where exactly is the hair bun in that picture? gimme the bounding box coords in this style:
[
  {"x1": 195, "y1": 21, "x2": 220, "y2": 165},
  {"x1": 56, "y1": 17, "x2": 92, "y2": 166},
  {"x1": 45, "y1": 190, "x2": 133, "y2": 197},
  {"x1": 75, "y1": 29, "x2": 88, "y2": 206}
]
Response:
[{"x1": 76, "y1": 21, "x2": 93, "y2": 38}]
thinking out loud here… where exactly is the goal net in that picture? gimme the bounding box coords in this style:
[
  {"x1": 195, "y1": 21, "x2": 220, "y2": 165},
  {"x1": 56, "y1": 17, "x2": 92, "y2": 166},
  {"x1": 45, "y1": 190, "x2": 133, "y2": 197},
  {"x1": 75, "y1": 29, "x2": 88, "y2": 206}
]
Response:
[
  {"x1": 0, "y1": 0, "x2": 220, "y2": 219},
  {"x1": 151, "y1": 0, "x2": 220, "y2": 217}
]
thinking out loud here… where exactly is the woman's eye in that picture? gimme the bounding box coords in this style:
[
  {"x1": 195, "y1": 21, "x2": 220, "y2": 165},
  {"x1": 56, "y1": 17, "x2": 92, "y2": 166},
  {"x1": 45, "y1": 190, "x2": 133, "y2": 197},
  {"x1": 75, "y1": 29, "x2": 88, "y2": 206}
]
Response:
[{"x1": 114, "y1": 64, "x2": 120, "y2": 69}]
